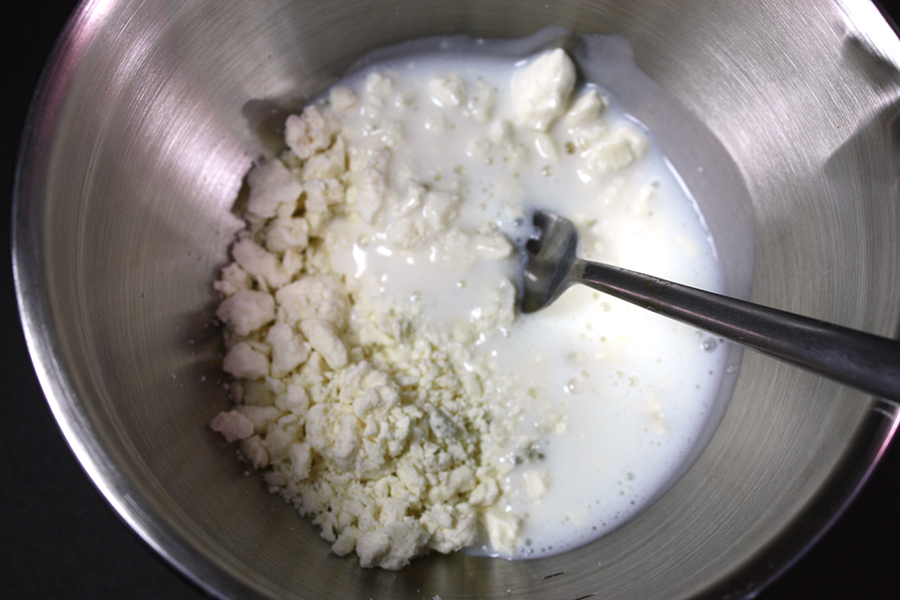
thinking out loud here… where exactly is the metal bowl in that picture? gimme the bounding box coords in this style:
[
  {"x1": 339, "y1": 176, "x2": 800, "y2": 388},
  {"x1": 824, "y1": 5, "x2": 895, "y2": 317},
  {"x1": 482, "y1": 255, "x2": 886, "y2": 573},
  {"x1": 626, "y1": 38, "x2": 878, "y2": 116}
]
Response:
[{"x1": 13, "y1": 1, "x2": 900, "y2": 599}]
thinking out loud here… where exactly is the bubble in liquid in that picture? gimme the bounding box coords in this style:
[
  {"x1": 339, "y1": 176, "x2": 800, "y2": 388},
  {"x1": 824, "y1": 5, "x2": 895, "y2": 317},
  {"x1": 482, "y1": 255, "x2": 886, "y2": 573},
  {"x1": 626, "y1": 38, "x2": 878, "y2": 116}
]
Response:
[{"x1": 565, "y1": 377, "x2": 584, "y2": 394}]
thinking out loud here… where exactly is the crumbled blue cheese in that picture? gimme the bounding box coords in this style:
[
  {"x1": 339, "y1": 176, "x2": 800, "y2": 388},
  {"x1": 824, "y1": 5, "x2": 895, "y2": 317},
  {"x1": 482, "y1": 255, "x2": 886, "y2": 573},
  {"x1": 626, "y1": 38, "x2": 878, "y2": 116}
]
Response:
[
  {"x1": 212, "y1": 85, "x2": 520, "y2": 570},
  {"x1": 216, "y1": 290, "x2": 274, "y2": 336},
  {"x1": 210, "y1": 46, "x2": 645, "y2": 569}
]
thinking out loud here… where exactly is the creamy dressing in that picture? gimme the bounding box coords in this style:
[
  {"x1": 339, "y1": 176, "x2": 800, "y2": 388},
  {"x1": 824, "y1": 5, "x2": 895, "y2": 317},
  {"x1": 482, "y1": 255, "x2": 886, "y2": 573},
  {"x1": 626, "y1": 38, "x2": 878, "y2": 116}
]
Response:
[{"x1": 321, "y1": 50, "x2": 728, "y2": 558}]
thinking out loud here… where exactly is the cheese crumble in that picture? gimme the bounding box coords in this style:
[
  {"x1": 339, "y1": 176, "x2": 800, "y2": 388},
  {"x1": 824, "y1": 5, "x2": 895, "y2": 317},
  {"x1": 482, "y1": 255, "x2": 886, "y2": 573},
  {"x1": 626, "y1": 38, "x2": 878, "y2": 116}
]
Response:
[
  {"x1": 210, "y1": 41, "x2": 728, "y2": 568},
  {"x1": 210, "y1": 51, "x2": 582, "y2": 570}
]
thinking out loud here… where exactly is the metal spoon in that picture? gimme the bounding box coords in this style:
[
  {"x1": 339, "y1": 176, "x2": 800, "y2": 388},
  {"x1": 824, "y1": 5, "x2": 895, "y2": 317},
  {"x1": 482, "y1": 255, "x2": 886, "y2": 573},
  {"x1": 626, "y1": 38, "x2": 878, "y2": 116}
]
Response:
[{"x1": 521, "y1": 209, "x2": 900, "y2": 402}]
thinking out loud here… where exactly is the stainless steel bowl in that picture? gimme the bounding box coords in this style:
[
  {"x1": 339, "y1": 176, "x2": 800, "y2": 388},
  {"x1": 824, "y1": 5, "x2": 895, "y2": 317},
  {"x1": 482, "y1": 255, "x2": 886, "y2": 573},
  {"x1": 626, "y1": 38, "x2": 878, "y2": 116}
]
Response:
[{"x1": 13, "y1": 1, "x2": 900, "y2": 599}]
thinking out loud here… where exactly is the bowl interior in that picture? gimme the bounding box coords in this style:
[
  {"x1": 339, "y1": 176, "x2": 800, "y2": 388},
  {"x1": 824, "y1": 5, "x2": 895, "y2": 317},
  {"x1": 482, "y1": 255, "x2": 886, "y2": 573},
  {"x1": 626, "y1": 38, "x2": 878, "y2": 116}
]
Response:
[{"x1": 14, "y1": 1, "x2": 900, "y2": 599}]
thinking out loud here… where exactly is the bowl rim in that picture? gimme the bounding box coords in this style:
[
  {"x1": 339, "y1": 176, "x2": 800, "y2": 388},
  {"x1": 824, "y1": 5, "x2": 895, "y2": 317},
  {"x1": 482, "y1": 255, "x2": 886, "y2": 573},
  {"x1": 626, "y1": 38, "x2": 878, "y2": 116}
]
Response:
[{"x1": 11, "y1": 1, "x2": 900, "y2": 599}]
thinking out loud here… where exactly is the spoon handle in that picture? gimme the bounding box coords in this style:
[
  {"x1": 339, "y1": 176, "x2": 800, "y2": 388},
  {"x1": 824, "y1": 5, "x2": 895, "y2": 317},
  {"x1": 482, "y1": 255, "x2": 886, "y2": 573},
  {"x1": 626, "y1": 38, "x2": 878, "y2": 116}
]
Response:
[{"x1": 574, "y1": 259, "x2": 900, "y2": 402}]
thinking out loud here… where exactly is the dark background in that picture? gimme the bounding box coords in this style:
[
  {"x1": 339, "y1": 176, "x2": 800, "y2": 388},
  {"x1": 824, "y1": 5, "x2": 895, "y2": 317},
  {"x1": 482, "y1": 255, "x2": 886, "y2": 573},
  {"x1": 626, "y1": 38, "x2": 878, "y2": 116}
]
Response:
[{"x1": 3, "y1": 2, "x2": 900, "y2": 598}]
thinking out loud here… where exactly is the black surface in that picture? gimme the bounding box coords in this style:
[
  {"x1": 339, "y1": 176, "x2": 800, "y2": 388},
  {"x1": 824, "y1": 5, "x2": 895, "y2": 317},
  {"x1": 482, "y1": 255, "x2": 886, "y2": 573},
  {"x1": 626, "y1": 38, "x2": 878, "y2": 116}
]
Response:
[{"x1": 3, "y1": 2, "x2": 900, "y2": 599}]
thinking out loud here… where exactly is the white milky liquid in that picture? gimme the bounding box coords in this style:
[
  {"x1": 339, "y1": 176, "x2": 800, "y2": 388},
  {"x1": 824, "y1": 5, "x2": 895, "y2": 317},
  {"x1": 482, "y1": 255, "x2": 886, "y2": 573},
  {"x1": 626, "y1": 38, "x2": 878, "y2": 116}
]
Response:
[{"x1": 324, "y1": 39, "x2": 732, "y2": 559}]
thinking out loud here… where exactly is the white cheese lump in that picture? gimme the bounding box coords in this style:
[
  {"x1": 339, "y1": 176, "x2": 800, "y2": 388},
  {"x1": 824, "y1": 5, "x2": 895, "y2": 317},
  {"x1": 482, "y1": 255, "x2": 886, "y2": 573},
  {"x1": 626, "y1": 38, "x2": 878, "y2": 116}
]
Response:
[{"x1": 211, "y1": 43, "x2": 727, "y2": 569}]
